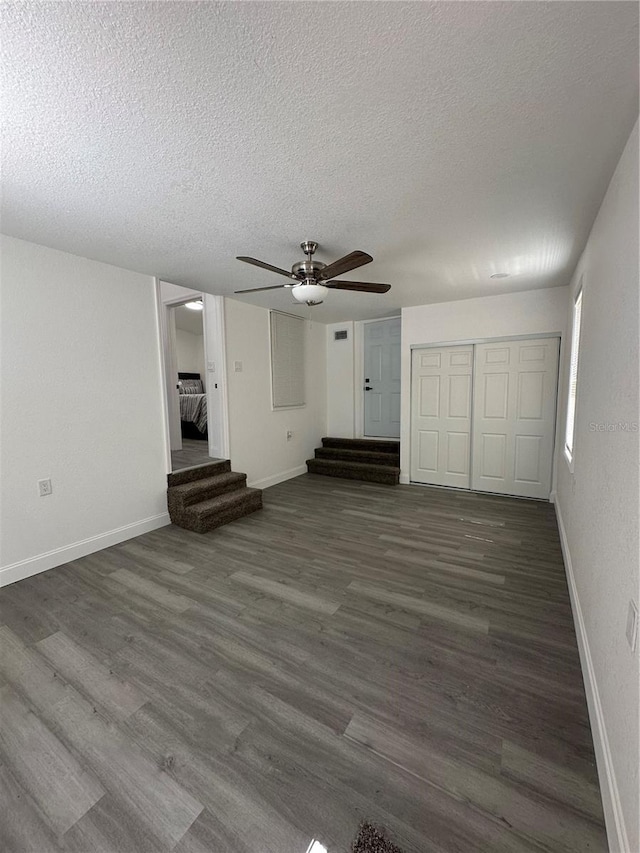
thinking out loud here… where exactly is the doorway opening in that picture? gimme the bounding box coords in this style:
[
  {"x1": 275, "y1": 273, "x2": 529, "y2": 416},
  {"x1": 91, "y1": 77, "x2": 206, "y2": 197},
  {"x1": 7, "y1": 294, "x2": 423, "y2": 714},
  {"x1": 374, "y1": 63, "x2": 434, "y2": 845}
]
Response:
[{"x1": 156, "y1": 281, "x2": 229, "y2": 472}]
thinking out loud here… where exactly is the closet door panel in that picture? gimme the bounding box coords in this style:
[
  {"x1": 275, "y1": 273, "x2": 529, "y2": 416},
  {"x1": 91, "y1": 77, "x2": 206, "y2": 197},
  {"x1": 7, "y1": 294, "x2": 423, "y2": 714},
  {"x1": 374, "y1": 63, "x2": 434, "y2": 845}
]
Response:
[
  {"x1": 472, "y1": 338, "x2": 559, "y2": 499},
  {"x1": 411, "y1": 346, "x2": 473, "y2": 487}
]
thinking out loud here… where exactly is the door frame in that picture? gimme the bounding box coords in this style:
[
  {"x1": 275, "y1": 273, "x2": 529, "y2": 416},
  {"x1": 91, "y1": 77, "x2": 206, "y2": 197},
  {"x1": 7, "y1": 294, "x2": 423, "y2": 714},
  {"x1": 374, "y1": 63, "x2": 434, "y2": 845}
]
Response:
[
  {"x1": 409, "y1": 331, "x2": 563, "y2": 498},
  {"x1": 155, "y1": 280, "x2": 230, "y2": 473},
  {"x1": 354, "y1": 315, "x2": 402, "y2": 438}
]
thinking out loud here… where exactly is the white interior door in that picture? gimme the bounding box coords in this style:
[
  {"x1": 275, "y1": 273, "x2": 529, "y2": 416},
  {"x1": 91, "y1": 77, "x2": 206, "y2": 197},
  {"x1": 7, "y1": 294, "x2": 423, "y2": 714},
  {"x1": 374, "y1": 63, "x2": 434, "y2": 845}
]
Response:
[
  {"x1": 472, "y1": 338, "x2": 559, "y2": 499},
  {"x1": 364, "y1": 318, "x2": 401, "y2": 437},
  {"x1": 410, "y1": 346, "x2": 473, "y2": 487}
]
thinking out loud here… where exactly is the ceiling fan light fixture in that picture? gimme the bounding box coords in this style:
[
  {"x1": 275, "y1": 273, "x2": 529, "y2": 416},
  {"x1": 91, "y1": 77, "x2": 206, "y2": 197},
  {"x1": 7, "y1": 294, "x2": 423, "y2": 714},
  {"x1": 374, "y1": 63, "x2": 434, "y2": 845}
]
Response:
[{"x1": 292, "y1": 282, "x2": 328, "y2": 305}]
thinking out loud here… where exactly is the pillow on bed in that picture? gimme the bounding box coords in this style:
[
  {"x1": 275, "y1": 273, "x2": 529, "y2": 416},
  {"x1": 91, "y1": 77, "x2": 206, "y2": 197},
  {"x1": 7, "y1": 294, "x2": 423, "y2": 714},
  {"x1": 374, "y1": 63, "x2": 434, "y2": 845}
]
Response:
[{"x1": 179, "y1": 379, "x2": 203, "y2": 394}]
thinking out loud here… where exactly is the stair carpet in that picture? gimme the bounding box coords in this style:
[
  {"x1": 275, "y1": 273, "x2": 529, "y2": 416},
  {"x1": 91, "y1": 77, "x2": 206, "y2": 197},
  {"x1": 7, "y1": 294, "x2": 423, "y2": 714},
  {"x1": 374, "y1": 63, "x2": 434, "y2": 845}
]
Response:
[
  {"x1": 167, "y1": 460, "x2": 262, "y2": 533},
  {"x1": 306, "y1": 437, "x2": 400, "y2": 485}
]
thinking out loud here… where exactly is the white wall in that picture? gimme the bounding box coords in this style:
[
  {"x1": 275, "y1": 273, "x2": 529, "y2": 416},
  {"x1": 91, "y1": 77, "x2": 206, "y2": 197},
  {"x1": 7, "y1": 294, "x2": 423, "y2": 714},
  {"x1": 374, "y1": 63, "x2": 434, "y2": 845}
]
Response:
[
  {"x1": 176, "y1": 328, "x2": 206, "y2": 388},
  {"x1": 160, "y1": 281, "x2": 202, "y2": 303},
  {"x1": 400, "y1": 287, "x2": 569, "y2": 482},
  {"x1": 555, "y1": 121, "x2": 639, "y2": 853},
  {"x1": 224, "y1": 299, "x2": 326, "y2": 488},
  {"x1": 0, "y1": 236, "x2": 169, "y2": 585},
  {"x1": 326, "y1": 321, "x2": 356, "y2": 437}
]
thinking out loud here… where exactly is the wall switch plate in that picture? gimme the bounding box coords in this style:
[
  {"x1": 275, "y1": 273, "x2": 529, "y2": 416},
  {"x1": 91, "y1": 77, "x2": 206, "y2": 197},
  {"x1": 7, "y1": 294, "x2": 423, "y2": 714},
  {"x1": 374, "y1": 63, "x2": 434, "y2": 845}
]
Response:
[
  {"x1": 38, "y1": 478, "x2": 52, "y2": 497},
  {"x1": 626, "y1": 600, "x2": 638, "y2": 652},
  {"x1": 207, "y1": 361, "x2": 216, "y2": 372},
  {"x1": 234, "y1": 361, "x2": 243, "y2": 372}
]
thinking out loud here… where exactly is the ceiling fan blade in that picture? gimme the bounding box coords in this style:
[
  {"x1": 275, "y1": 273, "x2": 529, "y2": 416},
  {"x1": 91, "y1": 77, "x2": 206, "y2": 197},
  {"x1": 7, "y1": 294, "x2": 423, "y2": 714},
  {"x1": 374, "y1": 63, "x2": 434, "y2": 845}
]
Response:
[
  {"x1": 236, "y1": 256, "x2": 297, "y2": 279},
  {"x1": 318, "y1": 251, "x2": 373, "y2": 280},
  {"x1": 234, "y1": 284, "x2": 288, "y2": 294},
  {"x1": 325, "y1": 281, "x2": 391, "y2": 293}
]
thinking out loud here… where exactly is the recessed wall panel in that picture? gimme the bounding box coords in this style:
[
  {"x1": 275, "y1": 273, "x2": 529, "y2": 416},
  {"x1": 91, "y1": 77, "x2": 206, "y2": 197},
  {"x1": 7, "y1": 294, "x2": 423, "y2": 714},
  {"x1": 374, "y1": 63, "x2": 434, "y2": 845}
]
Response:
[
  {"x1": 483, "y1": 374, "x2": 508, "y2": 419},
  {"x1": 369, "y1": 393, "x2": 382, "y2": 423},
  {"x1": 391, "y1": 391, "x2": 401, "y2": 423},
  {"x1": 418, "y1": 431, "x2": 439, "y2": 472},
  {"x1": 369, "y1": 345, "x2": 383, "y2": 381},
  {"x1": 420, "y1": 353, "x2": 441, "y2": 368},
  {"x1": 517, "y1": 372, "x2": 545, "y2": 420},
  {"x1": 514, "y1": 435, "x2": 542, "y2": 483},
  {"x1": 485, "y1": 348, "x2": 510, "y2": 364},
  {"x1": 391, "y1": 342, "x2": 401, "y2": 377},
  {"x1": 419, "y1": 376, "x2": 440, "y2": 417},
  {"x1": 481, "y1": 434, "x2": 506, "y2": 479},
  {"x1": 447, "y1": 432, "x2": 470, "y2": 476},
  {"x1": 450, "y1": 352, "x2": 472, "y2": 367},
  {"x1": 448, "y1": 374, "x2": 471, "y2": 418},
  {"x1": 519, "y1": 345, "x2": 546, "y2": 363}
]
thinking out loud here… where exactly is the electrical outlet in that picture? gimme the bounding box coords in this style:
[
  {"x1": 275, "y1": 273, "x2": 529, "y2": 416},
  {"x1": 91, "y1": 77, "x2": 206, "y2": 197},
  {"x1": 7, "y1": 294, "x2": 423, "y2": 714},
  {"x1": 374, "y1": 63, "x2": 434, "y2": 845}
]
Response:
[
  {"x1": 626, "y1": 600, "x2": 638, "y2": 652},
  {"x1": 38, "y1": 478, "x2": 52, "y2": 497},
  {"x1": 234, "y1": 361, "x2": 243, "y2": 372},
  {"x1": 286, "y1": 430, "x2": 293, "y2": 441}
]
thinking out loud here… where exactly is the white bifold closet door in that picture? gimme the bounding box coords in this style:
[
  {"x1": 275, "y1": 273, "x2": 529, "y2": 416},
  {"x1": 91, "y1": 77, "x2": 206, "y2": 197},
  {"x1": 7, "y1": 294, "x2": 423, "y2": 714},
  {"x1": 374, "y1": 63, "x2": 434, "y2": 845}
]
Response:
[
  {"x1": 410, "y1": 346, "x2": 473, "y2": 488},
  {"x1": 411, "y1": 337, "x2": 559, "y2": 499},
  {"x1": 471, "y1": 338, "x2": 559, "y2": 499}
]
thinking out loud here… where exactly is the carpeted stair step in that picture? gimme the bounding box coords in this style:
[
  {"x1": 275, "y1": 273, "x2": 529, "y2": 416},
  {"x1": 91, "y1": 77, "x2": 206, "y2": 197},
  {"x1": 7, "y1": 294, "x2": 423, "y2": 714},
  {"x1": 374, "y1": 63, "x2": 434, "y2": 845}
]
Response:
[
  {"x1": 168, "y1": 471, "x2": 248, "y2": 512},
  {"x1": 314, "y1": 446, "x2": 400, "y2": 466},
  {"x1": 306, "y1": 457, "x2": 400, "y2": 485},
  {"x1": 167, "y1": 459, "x2": 231, "y2": 487},
  {"x1": 321, "y1": 436, "x2": 400, "y2": 455},
  {"x1": 170, "y1": 487, "x2": 263, "y2": 534}
]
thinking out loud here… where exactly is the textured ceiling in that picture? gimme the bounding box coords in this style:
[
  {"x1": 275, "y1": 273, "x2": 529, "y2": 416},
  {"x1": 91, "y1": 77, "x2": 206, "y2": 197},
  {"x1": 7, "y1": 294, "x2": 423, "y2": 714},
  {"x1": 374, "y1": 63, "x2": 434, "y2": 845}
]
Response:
[{"x1": 2, "y1": 1, "x2": 638, "y2": 323}]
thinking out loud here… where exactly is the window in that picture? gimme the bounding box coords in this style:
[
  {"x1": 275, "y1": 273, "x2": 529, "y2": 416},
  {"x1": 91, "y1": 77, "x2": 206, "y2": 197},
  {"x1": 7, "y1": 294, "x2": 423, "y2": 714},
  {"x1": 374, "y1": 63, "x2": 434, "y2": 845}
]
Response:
[
  {"x1": 270, "y1": 311, "x2": 305, "y2": 408},
  {"x1": 565, "y1": 286, "x2": 583, "y2": 465}
]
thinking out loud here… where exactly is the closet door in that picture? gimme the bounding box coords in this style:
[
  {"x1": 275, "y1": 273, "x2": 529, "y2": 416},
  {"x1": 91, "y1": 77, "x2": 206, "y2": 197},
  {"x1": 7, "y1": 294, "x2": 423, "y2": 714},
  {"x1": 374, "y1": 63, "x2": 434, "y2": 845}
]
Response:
[
  {"x1": 411, "y1": 346, "x2": 473, "y2": 487},
  {"x1": 472, "y1": 338, "x2": 559, "y2": 499}
]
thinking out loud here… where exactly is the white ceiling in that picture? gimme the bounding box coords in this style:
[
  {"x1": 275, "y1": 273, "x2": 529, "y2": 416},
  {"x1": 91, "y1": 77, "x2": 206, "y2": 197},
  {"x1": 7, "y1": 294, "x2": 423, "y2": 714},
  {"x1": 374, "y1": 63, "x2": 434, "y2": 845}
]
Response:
[
  {"x1": 2, "y1": 2, "x2": 638, "y2": 324},
  {"x1": 174, "y1": 303, "x2": 204, "y2": 336}
]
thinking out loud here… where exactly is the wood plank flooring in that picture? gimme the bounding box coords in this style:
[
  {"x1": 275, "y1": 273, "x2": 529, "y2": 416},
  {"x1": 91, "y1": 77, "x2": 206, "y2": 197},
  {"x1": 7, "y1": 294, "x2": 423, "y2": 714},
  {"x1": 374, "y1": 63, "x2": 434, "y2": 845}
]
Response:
[
  {"x1": 171, "y1": 439, "x2": 217, "y2": 472},
  {"x1": 0, "y1": 475, "x2": 607, "y2": 852}
]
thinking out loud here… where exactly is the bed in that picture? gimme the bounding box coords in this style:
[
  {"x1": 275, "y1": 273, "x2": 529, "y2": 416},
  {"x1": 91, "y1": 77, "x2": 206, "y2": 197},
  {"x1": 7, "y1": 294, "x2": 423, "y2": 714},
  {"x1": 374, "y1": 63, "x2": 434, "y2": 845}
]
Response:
[{"x1": 178, "y1": 372, "x2": 208, "y2": 440}]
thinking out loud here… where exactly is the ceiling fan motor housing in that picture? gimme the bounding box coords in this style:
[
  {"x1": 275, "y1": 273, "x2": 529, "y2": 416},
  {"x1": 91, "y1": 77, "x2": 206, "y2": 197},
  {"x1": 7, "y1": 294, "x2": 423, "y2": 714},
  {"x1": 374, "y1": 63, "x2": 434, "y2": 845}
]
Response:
[{"x1": 291, "y1": 260, "x2": 326, "y2": 279}]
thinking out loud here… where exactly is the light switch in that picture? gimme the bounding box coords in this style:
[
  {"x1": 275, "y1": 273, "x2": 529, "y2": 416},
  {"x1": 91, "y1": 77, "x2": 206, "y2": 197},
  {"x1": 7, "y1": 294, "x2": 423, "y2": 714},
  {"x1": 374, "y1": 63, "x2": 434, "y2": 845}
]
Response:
[{"x1": 234, "y1": 361, "x2": 243, "y2": 372}]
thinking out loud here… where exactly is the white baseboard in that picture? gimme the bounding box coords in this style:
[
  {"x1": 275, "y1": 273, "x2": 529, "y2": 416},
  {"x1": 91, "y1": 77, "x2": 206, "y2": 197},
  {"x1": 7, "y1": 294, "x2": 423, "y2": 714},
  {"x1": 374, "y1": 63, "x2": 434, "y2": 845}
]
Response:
[
  {"x1": 248, "y1": 465, "x2": 307, "y2": 490},
  {"x1": 0, "y1": 513, "x2": 171, "y2": 588},
  {"x1": 554, "y1": 498, "x2": 630, "y2": 853},
  {"x1": 399, "y1": 473, "x2": 410, "y2": 485}
]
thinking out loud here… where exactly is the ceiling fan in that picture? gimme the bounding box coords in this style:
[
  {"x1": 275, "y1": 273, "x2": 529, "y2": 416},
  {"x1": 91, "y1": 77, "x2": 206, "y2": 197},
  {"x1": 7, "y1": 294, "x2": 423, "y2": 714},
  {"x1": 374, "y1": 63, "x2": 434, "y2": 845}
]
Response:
[{"x1": 234, "y1": 241, "x2": 391, "y2": 306}]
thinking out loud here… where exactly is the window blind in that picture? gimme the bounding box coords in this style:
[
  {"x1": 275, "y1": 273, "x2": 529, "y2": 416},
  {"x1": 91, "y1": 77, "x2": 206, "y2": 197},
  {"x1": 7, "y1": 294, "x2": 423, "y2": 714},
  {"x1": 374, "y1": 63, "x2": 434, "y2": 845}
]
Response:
[
  {"x1": 270, "y1": 311, "x2": 305, "y2": 408},
  {"x1": 565, "y1": 288, "x2": 583, "y2": 459}
]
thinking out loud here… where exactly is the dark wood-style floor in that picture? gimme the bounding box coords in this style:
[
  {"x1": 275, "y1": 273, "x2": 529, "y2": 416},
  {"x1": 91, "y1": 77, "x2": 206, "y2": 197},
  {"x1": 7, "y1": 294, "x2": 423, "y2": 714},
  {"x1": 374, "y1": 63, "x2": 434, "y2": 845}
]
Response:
[
  {"x1": 0, "y1": 475, "x2": 607, "y2": 853},
  {"x1": 171, "y1": 438, "x2": 216, "y2": 471}
]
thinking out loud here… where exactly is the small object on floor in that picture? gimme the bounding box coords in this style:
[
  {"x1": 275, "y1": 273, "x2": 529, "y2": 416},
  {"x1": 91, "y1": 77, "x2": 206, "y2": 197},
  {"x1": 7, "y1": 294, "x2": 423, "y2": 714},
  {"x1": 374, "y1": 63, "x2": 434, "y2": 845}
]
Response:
[
  {"x1": 307, "y1": 437, "x2": 400, "y2": 485},
  {"x1": 167, "y1": 460, "x2": 262, "y2": 533},
  {"x1": 351, "y1": 822, "x2": 404, "y2": 853}
]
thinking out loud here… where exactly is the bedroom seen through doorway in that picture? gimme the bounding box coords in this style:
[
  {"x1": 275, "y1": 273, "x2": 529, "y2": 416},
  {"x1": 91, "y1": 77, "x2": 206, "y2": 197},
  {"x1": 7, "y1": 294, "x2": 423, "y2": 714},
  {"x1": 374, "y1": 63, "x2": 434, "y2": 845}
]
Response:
[
  {"x1": 172, "y1": 300, "x2": 211, "y2": 470},
  {"x1": 158, "y1": 282, "x2": 229, "y2": 472}
]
